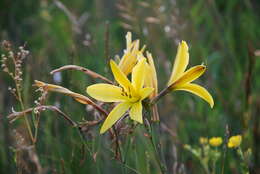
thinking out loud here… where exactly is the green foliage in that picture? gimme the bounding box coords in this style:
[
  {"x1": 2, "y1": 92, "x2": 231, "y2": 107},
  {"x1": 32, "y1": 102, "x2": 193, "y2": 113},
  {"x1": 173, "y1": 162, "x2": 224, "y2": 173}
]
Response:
[{"x1": 0, "y1": 0, "x2": 259, "y2": 173}]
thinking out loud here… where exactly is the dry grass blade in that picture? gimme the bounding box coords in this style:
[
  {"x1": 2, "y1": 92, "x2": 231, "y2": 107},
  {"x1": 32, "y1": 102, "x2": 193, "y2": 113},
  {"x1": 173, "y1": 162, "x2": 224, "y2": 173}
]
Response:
[
  {"x1": 50, "y1": 65, "x2": 113, "y2": 84},
  {"x1": 8, "y1": 105, "x2": 77, "y2": 126},
  {"x1": 145, "y1": 17, "x2": 160, "y2": 24},
  {"x1": 54, "y1": 0, "x2": 88, "y2": 34},
  {"x1": 78, "y1": 119, "x2": 103, "y2": 132},
  {"x1": 34, "y1": 80, "x2": 108, "y2": 117}
]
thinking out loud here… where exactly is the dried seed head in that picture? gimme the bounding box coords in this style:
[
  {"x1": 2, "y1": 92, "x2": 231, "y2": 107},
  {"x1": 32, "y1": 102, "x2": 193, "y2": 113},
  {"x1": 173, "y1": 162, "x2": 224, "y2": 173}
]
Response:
[
  {"x1": 8, "y1": 51, "x2": 14, "y2": 57},
  {"x1": 2, "y1": 40, "x2": 11, "y2": 50}
]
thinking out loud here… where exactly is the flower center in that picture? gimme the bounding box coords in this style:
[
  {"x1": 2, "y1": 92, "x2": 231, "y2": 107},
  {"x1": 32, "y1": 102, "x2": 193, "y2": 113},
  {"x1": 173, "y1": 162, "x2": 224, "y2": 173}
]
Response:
[{"x1": 120, "y1": 86, "x2": 139, "y2": 102}]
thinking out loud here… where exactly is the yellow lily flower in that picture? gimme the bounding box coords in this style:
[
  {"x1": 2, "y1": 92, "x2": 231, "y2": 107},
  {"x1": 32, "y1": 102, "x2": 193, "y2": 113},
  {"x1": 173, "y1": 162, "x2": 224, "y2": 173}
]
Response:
[
  {"x1": 86, "y1": 59, "x2": 154, "y2": 134},
  {"x1": 118, "y1": 32, "x2": 146, "y2": 75},
  {"x1": 168, "y1": 41, "x2": 214, "y2": 108}
]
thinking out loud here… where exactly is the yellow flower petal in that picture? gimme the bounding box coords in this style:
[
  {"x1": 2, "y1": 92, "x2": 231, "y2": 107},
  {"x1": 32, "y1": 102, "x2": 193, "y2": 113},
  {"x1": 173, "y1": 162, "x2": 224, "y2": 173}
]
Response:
[
  {"x1": 131, "y1": 58, "x2": 146, "y2": 92},
  {"x1": 146, "y1": 51, "x2": 158, "y2": 97},
  {"x1": 110, "y1": 60, "x2": 135, "y2": 94},
  {"x1": 140, "y1": 87, "x2": 154, "y2": 100},
  {"x1": 100, "y1": 102, "x2": 132, "y2": 134},
  {"x1": 170, "y1": 65, "x2": 206, "y2": 87},
  {"x1": 119, "y1": 52, "x2": 136, "y2": 75},
  {"x1": 174, "y1": 83, "x2": 214, "y2": 108},
  {"x1": 129, "y1": 101, "x2": 143, "y2": 123},
  {"x1": 144, "y1": 63, "x2": 153, "y2": 88},
  {"x1": 145, "y1": 52, "x2": 159, "y2": 121},
  {"x1": 86, "y1": 83, "x2": 127, "y2": 102},
  {"x1": 140, "y1": 44, "x2": 146, "y2": 53},
  {"x1": 168, "y1": 41, "x2": 189, "y2": 86}
]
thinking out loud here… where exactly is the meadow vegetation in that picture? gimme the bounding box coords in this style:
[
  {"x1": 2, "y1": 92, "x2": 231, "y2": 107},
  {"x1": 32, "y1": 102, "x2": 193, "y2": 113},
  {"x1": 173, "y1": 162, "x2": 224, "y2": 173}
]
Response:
[{"x1": 0, "y1": 0, "x2": 260, "y2": 173}]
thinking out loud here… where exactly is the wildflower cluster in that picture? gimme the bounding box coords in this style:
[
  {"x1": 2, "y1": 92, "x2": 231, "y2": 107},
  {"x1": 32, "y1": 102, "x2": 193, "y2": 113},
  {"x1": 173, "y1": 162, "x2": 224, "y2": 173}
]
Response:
[
  {"x1": 34, "y1": 32, "x2": 214, "y2": 134},
  {"x1": 198, "y1": 135, "x2": 243, "y2": 148},
  {"x1": 3, "y1": 33, "x2": 215, "y2": 171},
  {"x1": 185, "y1": 135, "x2": 248, "y2": 174}
]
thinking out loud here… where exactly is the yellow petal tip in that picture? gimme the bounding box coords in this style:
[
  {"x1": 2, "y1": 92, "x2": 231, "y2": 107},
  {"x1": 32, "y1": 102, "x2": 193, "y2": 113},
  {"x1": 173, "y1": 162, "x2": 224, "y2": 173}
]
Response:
[
  {"x1": 180, "y1": 40, "x2": 188, "y2": 49},
  {"x1": 110, "y1": 59, "x2": 115, "y2": 66},
  {"x1": 100, "y1": 120, "x2": 110, "y2": 134},
  {"x1": 100, "y1": 127, "x2": 106, "y2": 134},
  {"x1": 34, "y1": 80, "x2": 45, "y2": 87},
  {"x1": 210, "y1": 102, "x2": 214, "y2": 108}
]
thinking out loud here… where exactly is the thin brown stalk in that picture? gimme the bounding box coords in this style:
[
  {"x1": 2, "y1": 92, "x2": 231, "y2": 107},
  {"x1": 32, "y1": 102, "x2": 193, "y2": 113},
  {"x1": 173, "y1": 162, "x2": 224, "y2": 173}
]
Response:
[
  {"x1": 8, "y1": 105, "x2": 77, "y2": 127},
  {"x1": 150, "y1": 87, "x2": 171, "y2": 106},
  {"x1": 144, "y1": 118, "x2": 167, "y2": 174},
  {"x1": 50, "y1": 65, "x2": 113, "y2": 84},
  {"x1": 221, "y1": 125, "x2": 230, "y2": 174},
  {"x1": 243, "y1": 42, "x2": 256, "y2": 128}
]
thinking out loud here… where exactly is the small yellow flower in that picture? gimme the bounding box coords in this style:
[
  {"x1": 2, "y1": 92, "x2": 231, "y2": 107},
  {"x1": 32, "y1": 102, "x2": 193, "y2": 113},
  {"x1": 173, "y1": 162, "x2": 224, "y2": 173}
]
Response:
[
  {"x1": 118, "y1": 32, "x2": 146, "y2": 76},
  {"x1": 168, "y1": 41, "x2": 214, "y2": 108},
  {"x1": 228, "y1": 135, "x2": 242, "y2": 148},
  {"x1": 209, "y1": 137, "x2": 223, "y2": 147},
  {"x1": 199, "y1": 137, "x2": 208, "y2": 145},
  {"x1": 86, "y1": 59, "x2": 153, "y2": 134}
]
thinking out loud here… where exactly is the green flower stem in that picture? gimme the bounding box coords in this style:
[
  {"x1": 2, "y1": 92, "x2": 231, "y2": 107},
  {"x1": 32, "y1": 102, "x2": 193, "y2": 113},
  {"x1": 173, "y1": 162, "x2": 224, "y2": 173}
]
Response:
[
  {"x1": 16, "y1": 82, "x2": 34, "y2": 144},
  {"x1": 237, "y1": 147, "x2": 249, "y2": 174},
  {"x1": 144, "y1": 117, "x2": 166, "y2": 174},
  {"x1": 201, "y1": 161, "x2": 210, "y2": 174},
  {"x1": 212, "y1": 158, "x2": 217, "y2": 174}
]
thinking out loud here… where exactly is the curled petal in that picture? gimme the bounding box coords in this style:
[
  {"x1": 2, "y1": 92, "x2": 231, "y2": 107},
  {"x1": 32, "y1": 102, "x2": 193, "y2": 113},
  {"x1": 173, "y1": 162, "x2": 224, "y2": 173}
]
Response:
[
  {"x1": 168, "y1": 41, "x2": 189, "y2": 86},
  {"x1": 129, "y1": 101, "x2": 143, "y2": 123},
  {"x1": 118, "y1": 52, "x2": 137, "y2": 75},
  {"x1": 100, "y1": 102, "x2": 132, "y2": 134},
  {"x1": 86, "y1": 83, "x2": 127, "y2": 102},
  {"x1": 126, "y1": 31, "x2": 132, "y2": 50},
  {"x1": 174, "y1": 83, "x2": 214, "y2": 108},
  {"x1": 170, "y1": 65, "x2": 206, "y2": 88},
  {"x1": 146, "y1": 52, "x2": 158, "y2": 97},
  {"x1": 35, "y1": 80, "x2": 71, "y2": 94},
  {"x1": 35, "y1": 80, "x2": 93, "y2": 105},
  {"x1": 119, "y1": 39, "x2": 139, "y2": 75}
]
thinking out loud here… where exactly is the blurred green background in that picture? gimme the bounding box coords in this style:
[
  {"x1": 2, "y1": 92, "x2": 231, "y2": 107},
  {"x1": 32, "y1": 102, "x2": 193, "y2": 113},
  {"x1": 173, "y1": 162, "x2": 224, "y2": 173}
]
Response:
[{"x1": 0, "y1": 0, "x2": 260, "y2": 173}]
